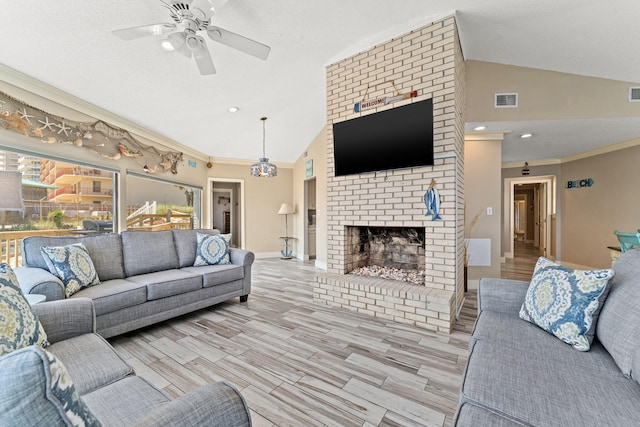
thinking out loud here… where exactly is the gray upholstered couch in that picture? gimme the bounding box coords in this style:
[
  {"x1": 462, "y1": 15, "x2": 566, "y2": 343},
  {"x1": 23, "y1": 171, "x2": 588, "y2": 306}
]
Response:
[
  {"x1": 453, "y1": 249, "x2": 640, "y2": 426},
  {"x1": 15, "y1": 229, "x2": 254, "y2": 338},
  {"x1": 27, "y1": 297, "x2": 251, "y2": 426}
]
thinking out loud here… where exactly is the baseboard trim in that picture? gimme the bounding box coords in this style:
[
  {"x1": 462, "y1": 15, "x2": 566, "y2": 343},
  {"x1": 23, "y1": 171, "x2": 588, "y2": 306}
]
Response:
[{"x1": 254, "y1": 252, "x2": 283, "y2": 259}]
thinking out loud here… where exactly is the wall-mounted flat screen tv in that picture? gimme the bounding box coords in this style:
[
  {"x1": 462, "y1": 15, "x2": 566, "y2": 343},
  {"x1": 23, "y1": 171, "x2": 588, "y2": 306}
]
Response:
[{"x1": 332, "y1": 98, "x2": 434, "y2": 177}]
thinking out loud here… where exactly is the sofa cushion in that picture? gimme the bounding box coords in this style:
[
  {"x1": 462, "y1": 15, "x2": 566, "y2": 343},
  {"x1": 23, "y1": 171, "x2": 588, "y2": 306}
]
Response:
[
  {"x1": 459, "y1": 339, "x2": 640, "y2": 426},
  {"x1": 194, "y1": 232, "x2": 231, "y2": 266},
  {"x1": 121, "y1": 230, "x2": 179, "y2": 276},
  {"x1": 21, "y1": 234, "x2": 125, "y2": 281},
  {"x1": 597, "y1": 249, "x2": 640, "y2": 379},
  {"x1": 471, "y1": 310, "x2": 621, "y2": 375},
  {"x1": 41, "y1": 243, "x2": 101, "y2": 297},
  {"x1": 519, "y1": 257, "x2": 614, "y2": 351},
  {"x1": 172, "y1": 229, "x2": 220, "y2": 268},
  {"x1": 455, "y1": 402, "x2": 525, "y2": 426},
  {"x1": 0, "y1": 346, "x2": 101, "y2": 427},
  {"x1": 82, "y1": 376, "x2": 169, "y2": 426},
  {"x1": 126, "y1": 270, "x2": 203, "y2": 300},
  {"x1": 182, "y1": 264, "x2": 244, "y2": 288},
  {"x1": 71, "y1": 279, "x2": 146, "y2": 316},
  {"x1": 0, "y1": 263, "x2": 48, "y2": 356},
  {"x1": 46, "y1": 333, "x2": 133, "y2": 396}
]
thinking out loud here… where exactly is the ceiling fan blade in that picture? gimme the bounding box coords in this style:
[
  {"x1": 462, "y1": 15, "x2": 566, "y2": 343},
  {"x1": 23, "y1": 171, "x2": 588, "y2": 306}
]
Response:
[
  {"x1": 192, "y1": 38, "x2": 216, "y2": 75},
  {"x1": 112, "y1": 23, "x2": 177, "y2": 41},
  {"x1": 168, "y1": 31, "x2": 192, "y2": 58},
  {"x1": 206, "y1": 26, "x2": 270, "y2": 60}
]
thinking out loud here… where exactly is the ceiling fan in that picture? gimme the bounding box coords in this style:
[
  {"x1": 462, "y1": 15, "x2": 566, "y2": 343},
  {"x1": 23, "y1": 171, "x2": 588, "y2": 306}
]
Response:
[{"x1": 112, "y1": 0, "x2": 270, "y2": 75}]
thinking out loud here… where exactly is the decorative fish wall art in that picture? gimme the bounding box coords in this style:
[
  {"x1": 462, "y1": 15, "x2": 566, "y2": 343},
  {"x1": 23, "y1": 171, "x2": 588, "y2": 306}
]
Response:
[{"x1": 424, "y1": 179, "x2": 441, "y2": 220}]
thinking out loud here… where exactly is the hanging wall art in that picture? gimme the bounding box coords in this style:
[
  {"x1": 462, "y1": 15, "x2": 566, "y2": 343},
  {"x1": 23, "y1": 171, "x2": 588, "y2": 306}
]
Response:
[{"x1": 0, "y1": 91, "x2": 183, "y2": 174}]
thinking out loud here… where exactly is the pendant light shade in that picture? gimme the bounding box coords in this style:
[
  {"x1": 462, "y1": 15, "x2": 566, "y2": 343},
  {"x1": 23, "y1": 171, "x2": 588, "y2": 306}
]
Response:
[{"x1": 250, "y1": 117, "x2": 277, "y2": 177}]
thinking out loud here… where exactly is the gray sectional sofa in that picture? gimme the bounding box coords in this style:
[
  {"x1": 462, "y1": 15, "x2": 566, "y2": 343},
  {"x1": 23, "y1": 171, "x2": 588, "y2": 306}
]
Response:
[
  {"x1": 26, "y1": 297, "x2": 251, "y2": 426},
  {"x1": 15, "y1": 229, "x2": 254, "y2": 338},
  {"x1": 454, "y1": 249, "x2": 640, "y2": 426}
]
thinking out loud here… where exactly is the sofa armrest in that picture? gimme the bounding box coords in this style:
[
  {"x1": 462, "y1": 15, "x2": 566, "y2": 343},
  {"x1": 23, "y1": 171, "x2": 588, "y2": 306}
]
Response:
[
  {"x1": 131, "y1": 382, "x2": 251, "y2": 427},
  {"x1": 230, "y1": 249, "x2": 255, "y2": 297},
  {"x1": 14, "y1": 266, "x2": 65, "y2": 301},
  {"x1": 478, "y1": 278, "x2": 530, "y2": 316},
  {"x1": 31, "y1": 298, "x2": 96, "y2": 343},
  {"x1": 229, "y1": 248, "x2": 254, "y2": 267}
]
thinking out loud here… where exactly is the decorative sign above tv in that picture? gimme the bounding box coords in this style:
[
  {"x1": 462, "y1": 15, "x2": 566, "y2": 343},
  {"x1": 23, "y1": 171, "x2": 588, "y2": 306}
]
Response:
[{"x1": 332, "y1": 98, "x2": 434, "y2": 177}]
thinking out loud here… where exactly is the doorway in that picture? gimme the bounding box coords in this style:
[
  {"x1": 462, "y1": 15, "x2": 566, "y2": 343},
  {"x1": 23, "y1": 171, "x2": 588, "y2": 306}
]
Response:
[
  {"x1": 504, "y1": 175, "x2": 556, "y2": 260},
  {"x1": 305, "y1": 178, "x2": 317, "y2": 260},
  {"x1": 208, "y1": 178, "x2": 245, "y2": 249}
]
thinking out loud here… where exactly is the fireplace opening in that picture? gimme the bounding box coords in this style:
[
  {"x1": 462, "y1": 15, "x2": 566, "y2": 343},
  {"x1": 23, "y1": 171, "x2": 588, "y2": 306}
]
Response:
[{"x1": 345, "y1": 226, "x2": 426, "y2": 285}]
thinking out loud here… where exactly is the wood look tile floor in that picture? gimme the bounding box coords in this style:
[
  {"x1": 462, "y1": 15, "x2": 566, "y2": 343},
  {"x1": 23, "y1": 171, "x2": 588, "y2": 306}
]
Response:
[
  {"x1": 109, "y1": 259, "x2": 479, "y2": 427},
  {"x1": 500, "y1": 241, "x2": 540, "y2": 281}
]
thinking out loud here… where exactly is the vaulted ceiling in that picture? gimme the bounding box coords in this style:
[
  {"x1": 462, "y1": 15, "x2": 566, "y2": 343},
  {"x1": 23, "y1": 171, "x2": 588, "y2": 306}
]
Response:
[{"x1": 1, "y1": 0, "x2": 639, "y2": 165}]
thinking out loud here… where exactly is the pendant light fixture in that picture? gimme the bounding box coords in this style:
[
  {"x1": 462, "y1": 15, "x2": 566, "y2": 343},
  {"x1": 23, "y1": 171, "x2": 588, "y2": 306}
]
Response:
[{"x1": 250, "y1": 117, "x2": 277, "y2": 177}]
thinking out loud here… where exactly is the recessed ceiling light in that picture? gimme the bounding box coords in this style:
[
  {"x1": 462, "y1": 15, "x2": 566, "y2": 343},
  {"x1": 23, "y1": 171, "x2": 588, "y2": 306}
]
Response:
[
  {"x1": 520, "y1": 133, "x2": 533, "y2": 139},
  {"x1": 473, "y1": 126, "x2": 486, "y2": 131},
  {"x1": 228, "y1": 106, "x2": 239, "y2": 113},
  {"x1": 160, "y1": 40, "x2": 174, "y2": 51}
]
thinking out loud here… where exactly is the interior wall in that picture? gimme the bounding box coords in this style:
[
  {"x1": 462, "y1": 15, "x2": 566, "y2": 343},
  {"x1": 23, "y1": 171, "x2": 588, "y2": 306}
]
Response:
[
  {"x1": 561, "y1": 144, "x2": 640, "y2": 268},
  {"x1": 464, "y1": 137, "x2": 502, "y2": 283},
  {"x1": 207, "y1": 162, "x2": 293, "y2": 256},
  {"x1": 293, "y1": 128, "x2": 327, "y2": 269},
  {"x1": 466, "y1": 61, "x2": 640, "y2": 122}
]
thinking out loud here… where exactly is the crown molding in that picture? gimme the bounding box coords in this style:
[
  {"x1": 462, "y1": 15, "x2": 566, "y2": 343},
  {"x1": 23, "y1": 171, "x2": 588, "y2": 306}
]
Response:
[
  {"x1": 465, "y1": 130, "x2": 510, "y2": 141},
  {"x1": 0, "y1": 63, "x2": 207, "y2": 161}
]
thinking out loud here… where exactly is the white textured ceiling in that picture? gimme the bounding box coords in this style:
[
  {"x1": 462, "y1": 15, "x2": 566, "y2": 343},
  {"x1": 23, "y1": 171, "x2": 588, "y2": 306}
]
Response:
[{"x1": 1, "y1": 0, "x2": 640, "y2": 164}]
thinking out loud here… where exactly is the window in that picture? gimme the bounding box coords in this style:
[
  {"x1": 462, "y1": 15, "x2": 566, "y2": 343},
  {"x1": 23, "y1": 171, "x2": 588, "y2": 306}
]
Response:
[
  {"x1": 0, "y1": 150, "x2": 116, "y2": 267},
  {"x1": 125, "y1": 174, "x2": 201, "y2": 231}
]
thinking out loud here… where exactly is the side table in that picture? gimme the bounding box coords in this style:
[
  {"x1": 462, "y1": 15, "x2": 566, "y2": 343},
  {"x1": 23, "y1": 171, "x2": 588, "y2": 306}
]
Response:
[
  {"x1": 279, "y1": 236, "x2": 296, "y2": 259},
  {"x1": 24, "y1": 294, "x2": 46, "y2": 305}
]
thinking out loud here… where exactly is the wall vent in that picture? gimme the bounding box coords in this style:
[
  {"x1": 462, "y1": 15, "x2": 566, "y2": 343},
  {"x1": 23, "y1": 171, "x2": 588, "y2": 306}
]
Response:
[
  {"x1": 629, "y1": 87, "x2": 640, "y2": 102},
  {"x1": 494, "y1": 93, "x2": 518, "y2": 108}
]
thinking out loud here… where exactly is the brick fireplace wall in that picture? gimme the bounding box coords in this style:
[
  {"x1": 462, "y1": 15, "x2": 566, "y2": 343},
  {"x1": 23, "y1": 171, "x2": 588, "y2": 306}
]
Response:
[{"x1": 315, "y1": 16, "x2": 466, "y2": 333}]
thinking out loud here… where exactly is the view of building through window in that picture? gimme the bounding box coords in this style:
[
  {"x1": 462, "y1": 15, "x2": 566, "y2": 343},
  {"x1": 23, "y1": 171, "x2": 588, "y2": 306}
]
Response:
[{"x1": 0, "y1": 149, "x2": 201, "y2": 267}]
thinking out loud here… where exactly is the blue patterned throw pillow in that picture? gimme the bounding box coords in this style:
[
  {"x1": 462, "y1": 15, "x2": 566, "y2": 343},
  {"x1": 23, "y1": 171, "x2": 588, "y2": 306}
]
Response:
[
  {"x1": 0, "y1": 346, "x2": 101, "y2": 426},
  {"x1": 0, "y1": 264, "x2": 48, "y2": 356},
  {"x1": 194, "y1": 232, "x2": 231, "y2": 266},
  {"x1": 519, "y1": 257, "x2": 615, "y2": 351},
  {"x1": 41, "y1": 243, "x2": 100, "y2": 298}
]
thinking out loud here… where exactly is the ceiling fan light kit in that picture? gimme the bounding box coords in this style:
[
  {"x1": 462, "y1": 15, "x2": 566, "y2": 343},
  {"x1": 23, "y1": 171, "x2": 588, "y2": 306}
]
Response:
[{"x1": 112, "y1": 0, "x2": 271, "y2": 75}]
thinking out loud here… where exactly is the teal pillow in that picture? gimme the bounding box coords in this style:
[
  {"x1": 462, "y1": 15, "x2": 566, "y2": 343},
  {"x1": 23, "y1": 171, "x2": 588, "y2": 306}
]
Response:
[
  {"x1": 0, "y1": 263, "x2": 48, "y2": 356},
  {"x1": 41, "y1": 243, "x2": 100, "y2": 298},
  {"x1": 193, "y1": 233, "x2": 231, "y2": 266},
  {"x1": 519, "y1": 257, "x2": 615, "y2": 351},
  {"x1": 0, "y1": 346, "x2": 101, "y2": 426}
]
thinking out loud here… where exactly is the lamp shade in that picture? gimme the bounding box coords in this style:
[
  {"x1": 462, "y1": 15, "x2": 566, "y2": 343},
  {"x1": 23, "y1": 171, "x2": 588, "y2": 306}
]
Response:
[{"x1": 278, "y1": 203, "x2": 294, "y2": 215}]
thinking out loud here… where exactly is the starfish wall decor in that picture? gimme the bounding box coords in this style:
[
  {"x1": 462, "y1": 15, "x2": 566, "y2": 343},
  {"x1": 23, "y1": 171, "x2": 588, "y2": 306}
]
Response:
[{"x1": 0, "y1": 90, "x2": 184, "y2": 174}]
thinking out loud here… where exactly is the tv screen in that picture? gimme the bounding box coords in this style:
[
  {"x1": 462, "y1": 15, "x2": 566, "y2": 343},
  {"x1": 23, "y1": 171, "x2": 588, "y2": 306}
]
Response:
[{"x1": 332, "y1": 98, "x2": 434, "y2": 177}]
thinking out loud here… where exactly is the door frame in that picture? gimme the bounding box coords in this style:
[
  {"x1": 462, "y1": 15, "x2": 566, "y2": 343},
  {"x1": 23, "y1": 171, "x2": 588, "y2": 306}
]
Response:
[
  {"x1": 504, "y1": 175, "x2": 556, "y2": 259},
  {"x1": 207, "y1": 177, "x2": 245, "y2": 249}
]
